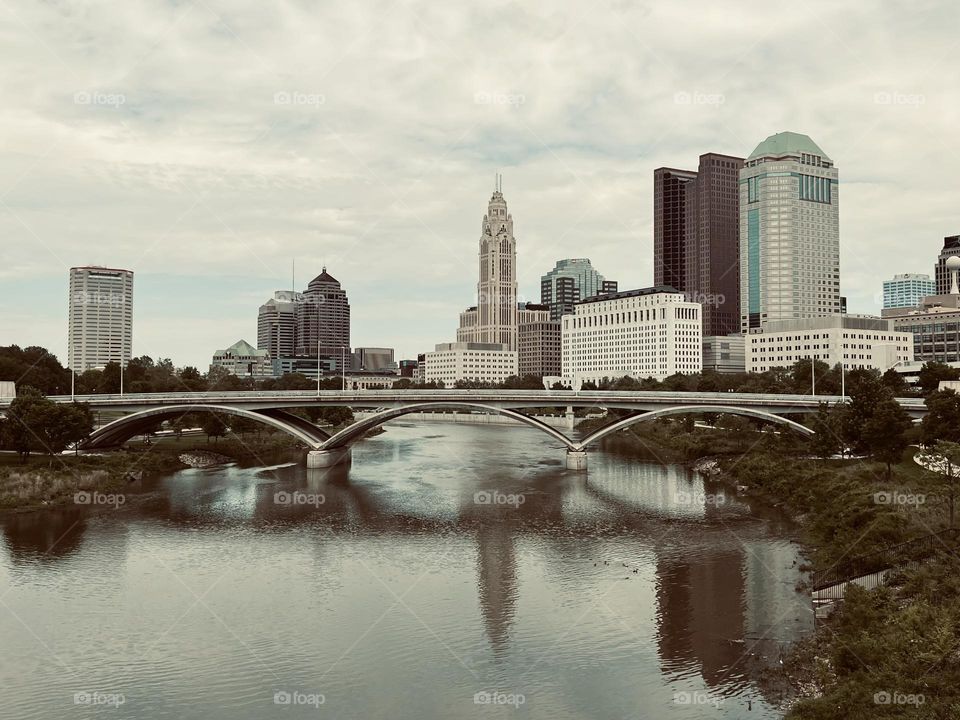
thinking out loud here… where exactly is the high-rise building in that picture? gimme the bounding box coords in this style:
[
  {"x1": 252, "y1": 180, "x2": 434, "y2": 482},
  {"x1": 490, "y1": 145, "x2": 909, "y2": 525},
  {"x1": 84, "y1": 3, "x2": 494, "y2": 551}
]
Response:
[
  {"x1": 883, "y1": 273, "x2": 935, "y2": 310},
  {"x1": 654, "y1": 168, "x2": 698, "y2": 291},
  {"x1": 295, "y1": 268, "x2": 350, "y2": 356},
  {"x1": 353, "y1": 347, "x2": 395, "y2": 372},
  {"x1": 457, "y1": 181, "x2": 518, "y2": 349},
  {"x1": 517, "y1": 303, "x2": 561, "y2": 377},
  {"x1": 68, "y1": 266, "x2": 134, "y2": 374},
  {"x1": 561, "y1": 287, "x2": 702, "y2": 384},
  {"x1": 684, "y1": 153, "x2": 743, "y2": 336},
  {"x1": 739, "y1": 132, "x2": 840, "y2": 330},
  {"x1": 211, "y1": 339, "x2": 273, "y2": 379},
  {"x1": 540, "y1": 258, "x2": 617, "y2": 320},
  {"x1": 257, "y1": 290, "x2": 302, "y2": 358},
  {"x1": 935, "y1": 236, "x2": 960, "y2": 295}
]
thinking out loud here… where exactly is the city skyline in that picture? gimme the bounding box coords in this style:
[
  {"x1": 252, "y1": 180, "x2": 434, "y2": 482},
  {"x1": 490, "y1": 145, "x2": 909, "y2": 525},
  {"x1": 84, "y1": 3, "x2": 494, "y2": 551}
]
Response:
[{"x1": 2, "y1": 2, "x2": 958, "y2": 368}]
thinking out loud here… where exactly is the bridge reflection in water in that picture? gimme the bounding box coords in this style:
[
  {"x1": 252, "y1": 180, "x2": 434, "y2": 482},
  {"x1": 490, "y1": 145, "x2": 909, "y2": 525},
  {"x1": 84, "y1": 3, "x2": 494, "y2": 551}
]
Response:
[{"x1": 0, "y1": 437, "x2": 810, "y2": 711}]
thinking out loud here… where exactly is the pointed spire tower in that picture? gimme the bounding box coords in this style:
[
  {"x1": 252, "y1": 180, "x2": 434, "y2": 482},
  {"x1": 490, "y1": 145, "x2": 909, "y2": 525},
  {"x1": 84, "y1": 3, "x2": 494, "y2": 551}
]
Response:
[{"x1": 458, "y1": 177, "x2": 518, "y2": 350}]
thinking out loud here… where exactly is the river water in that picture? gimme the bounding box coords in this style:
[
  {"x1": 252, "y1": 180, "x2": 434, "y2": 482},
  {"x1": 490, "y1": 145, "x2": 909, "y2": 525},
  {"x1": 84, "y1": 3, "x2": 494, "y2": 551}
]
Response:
[{"x1": 0, "y1": 421, "x2": 812, "y2": 719}]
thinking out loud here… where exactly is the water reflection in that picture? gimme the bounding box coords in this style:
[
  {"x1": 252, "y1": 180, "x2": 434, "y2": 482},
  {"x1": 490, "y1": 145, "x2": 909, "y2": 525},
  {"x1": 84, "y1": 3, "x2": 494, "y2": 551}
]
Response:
[{"x1": 0, "y1": 422, "x2": 811, "y2": 720}]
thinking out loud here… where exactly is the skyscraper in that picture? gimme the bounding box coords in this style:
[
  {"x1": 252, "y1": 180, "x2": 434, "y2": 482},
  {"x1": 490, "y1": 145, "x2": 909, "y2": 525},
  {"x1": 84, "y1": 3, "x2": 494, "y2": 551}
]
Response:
[
  {"x1": 883, "y1": 273, "x2": 934, "y2": 309},
  {"x1": 457, "y1": 180, "x2": 518, "y2": 349},
  {"x1": 935, "y1": 236, "x2": 960, "y2": 295},
  {"x1": 540, "y1": 258, "x2": 617, "y2": 320},
  {"x1": 684, "y1": 153, "x2": 743, "y2": 336},
  {"x1": 654, "y1": 167, "x2": 697, "y2": 291},
  {"x1": 295, "y1": 268, "x2": 350, "y2": 356},
  {"x1": 257, "y1": 290, "x2": 302, "y2": 358},
  {"x1": 739, "y1": 132, "x2": 840, "y2": 329},
  {"x1": 67, "y1": 266, "x2": 133, "y2": 373}
]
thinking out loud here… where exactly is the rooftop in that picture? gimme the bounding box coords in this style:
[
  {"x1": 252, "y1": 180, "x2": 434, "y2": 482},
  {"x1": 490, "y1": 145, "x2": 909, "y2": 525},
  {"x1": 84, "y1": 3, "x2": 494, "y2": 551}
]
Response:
[
  {"x1": 747, "y1": 131, "x2": 831, "y2": 163},
  {"x1": 579, "y1": 285, "x2": 680, "y2": 304}
]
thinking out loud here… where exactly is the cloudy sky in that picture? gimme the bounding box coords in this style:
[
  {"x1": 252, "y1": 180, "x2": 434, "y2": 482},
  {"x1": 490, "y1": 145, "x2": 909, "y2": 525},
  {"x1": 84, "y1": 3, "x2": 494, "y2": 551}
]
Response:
[{"x1": 0, "y1": 0, "x2": 957, "y2": 369}]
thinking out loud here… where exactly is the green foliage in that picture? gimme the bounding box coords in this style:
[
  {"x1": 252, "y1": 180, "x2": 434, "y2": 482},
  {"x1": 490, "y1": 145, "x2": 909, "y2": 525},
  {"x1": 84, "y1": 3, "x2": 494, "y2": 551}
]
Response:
[
  {"x1": 918, "y1": 361, "x2": 960, "y2": 395},
  {"x1": 0, "y1": 386, "x2": 93, "y2": 458},
  {"x1": 199, "y1": 413, "x2": 228, "y2": 442},
  {"x1": 922, "y1": 389, "x2": 960, "y2": 444}
]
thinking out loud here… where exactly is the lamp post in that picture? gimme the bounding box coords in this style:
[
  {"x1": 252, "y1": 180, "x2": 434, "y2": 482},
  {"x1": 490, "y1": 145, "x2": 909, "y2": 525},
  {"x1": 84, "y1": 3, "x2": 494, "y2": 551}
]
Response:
[
  {"x1": 341, "y1": 346, "x2": 346, "y2": 391},
  {"x1": 316, "y1": 339, "x2": 321, "y2": 396}
]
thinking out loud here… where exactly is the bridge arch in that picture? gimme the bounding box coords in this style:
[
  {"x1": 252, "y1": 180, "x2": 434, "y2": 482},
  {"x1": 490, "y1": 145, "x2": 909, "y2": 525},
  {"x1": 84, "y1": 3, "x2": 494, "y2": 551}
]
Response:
[
  {"x1": 575, "y1": 405, "x2": 814, "y2": 450},
  {"x1": 80, "y1": 405, "x2": 331, "y2": 450},
  {"x1": 320, "y1": 403, "x2": 576, "y2": 450}
]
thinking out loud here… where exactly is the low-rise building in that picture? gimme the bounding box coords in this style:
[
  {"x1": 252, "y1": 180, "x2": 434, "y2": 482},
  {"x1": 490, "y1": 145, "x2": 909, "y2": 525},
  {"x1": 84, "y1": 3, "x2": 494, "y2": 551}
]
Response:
[
  {"x1": 561, "y1": 286, "x2": 702, "y2": 384},
  {"x1": 423, "y1": 342, "x2": 518, "y2": 386},
  {"x1": 746, "y1": 315, "x2": 913, "y2": 373},
  {"x1": 884, "y1": 294, "x2": 960, "y2": 364},
  {"x1": 702, "y1": 335, "x2": 746, "y2": 374},
  {"x1": 211, "y1": 339, "x2": 273, "y2": 379},
  {"x1": 518, "y1": 303, "x2": 561, "y2": 377}
]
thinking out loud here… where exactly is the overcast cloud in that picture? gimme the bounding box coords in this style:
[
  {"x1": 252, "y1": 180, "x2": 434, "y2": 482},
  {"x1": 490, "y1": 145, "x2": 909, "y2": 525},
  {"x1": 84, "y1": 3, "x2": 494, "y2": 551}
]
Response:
[{"x1": 0, "y1": 0, "x2": 957, "y2": 368}]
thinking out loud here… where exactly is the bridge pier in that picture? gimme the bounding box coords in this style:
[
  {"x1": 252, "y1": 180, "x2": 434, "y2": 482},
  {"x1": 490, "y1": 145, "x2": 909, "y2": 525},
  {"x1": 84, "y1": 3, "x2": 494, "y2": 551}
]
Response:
[
  {"x1": 566, "y1": 449, "x2": 588, "y2": 471},
  {"x1": 306, "y1": 448, "x2": 352, "y2": 469}
]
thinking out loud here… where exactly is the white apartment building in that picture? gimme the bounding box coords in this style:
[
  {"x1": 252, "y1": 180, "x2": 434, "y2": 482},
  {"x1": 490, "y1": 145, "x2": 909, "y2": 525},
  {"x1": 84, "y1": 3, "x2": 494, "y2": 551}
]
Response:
[
  {"x1": 561, "y1": 287, "x2": 702, "y2": 384},
  {"x1": 746, "y1": 315, "x2": 913, "y2": 373},
  {"x1": 68, "y1": 266, "x2": 134, "y2": 373},
  {"x1": 423, "y1": 342, "x2": 518, "y2": 386}
]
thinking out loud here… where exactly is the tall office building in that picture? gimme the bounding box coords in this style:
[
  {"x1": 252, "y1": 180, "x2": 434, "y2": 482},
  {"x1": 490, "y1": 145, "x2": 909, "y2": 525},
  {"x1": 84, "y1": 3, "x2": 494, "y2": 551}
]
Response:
[
  {"x1": 295, "y1": 268, "x2": 350, "y2": 356},
  {"x1": 540, "y1": 258, "x2": 617, "y2": 320},
  {"x1": 518, "y1": 303, "x2": 561, "y2": 377},
  {"x1": 935, "y1": 236, "x2": 960, "y2": 295},
  {"x1": 654, "y1": 167, "x2": 698, "y2": 291},
  {"x1": 883, "y1": 273, "x2": 934, "y2": 310},
  {"x1": 67, "y1": 266, "x2": 134, "y2": 373},
  {"x1": 684, "y1": 153, "x2": 743, "y2": 336},
  {"x1": 739, "y1": 132, "x2": 840, "y2": 329},
  {"x1": 257, "y1": 290, "x2": 302, "y2": 358},
  {"x1": 457, "y1": 180, "x2": 518, "y2": 349}
]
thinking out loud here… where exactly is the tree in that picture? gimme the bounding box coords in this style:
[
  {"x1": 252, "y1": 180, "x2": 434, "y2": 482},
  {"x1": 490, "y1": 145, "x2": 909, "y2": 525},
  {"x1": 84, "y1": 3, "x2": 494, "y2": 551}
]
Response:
[
  {"x1": 918, "y1": 361, "x2": 960, "y2": 395},
  {"x1": 861, "y1": 396, "x2": 912, "y2": 479},
  {"x1": 919, "y1": 440, "x2": 960, "y2": 527},
  {"x1": 921, "y1": 389, "x2": 960, "y2": 445},
  {"x1": 881, "y1": 367, "x2": 911, "y2": 396},
  {"x1": 200, "y1": 413, "x2": 228, "y2": 442},
  {"x1": 808, "y1": 403, "x2": 842, "y2": 462},
  {"x1": 0, "y1": 387, "x2": 93, "y2": 459}
]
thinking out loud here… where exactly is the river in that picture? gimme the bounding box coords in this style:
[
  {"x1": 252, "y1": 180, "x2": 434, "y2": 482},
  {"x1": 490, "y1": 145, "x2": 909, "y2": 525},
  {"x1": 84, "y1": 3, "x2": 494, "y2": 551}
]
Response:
[{"x1": 0, "y1": 421, "x2": 812, "y2": 719}]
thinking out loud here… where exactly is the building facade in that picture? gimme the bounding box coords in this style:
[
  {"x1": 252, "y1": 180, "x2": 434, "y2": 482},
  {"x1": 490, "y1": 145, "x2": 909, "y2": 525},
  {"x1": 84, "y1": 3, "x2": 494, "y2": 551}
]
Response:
[
  {"x1": 746, "y1": 315, "x2": 912, "y2": 374},
  {"x1": 884, "y1": 295, "x2": 960, "y2": 363},
  {"x1": 561, "y1": 287, "x2": 702, "y2": 384},
  {"x1": 883, "y1": 273, "x2": 935, "y2": 310},
  {"x1": 457, "y1": 183, "x2": 518, "y2": 349},
  {"x1": 518, "y1": 303, "x2": 561, "y2": 377},
  {"x1": 654, "y1": 168, "x2": 698, "y2": 291},
  {"x1": 68, "y1": 266, "x2": 134, "y2": 373},
  {"x1": 295, "y1": 268, "x2": 350, "y2": 356},
  {"x1": 935, "y1": 236, "x2": 960, "y2": 295},
  {"x1": 211, "y1": 339, "x2": 273, "y2": 379},
  {"x1": 540, "y1": 258, "x2": 617, "y2": 320},
  {"x1": 702, "y1": 335, "x2": 746, "y2": 374},
  {"x1": 257, "y1": 290, "x2": 302, "y2": 358},
  {"x1": 353, "y1": 347, "x2": 395, "y2": 372},
  {"x1": 423, "y1": 342, "x2": 518, "y2": 386},
  {"x1": 739, "y1": 132, "x2": 841, "y2": 330}
]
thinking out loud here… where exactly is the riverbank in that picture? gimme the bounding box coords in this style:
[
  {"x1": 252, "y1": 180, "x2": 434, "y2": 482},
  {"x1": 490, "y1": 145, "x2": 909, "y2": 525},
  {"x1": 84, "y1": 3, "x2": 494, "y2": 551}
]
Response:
[{"x1": 581, "y1": 414, "x2": 960, "y2": 717}]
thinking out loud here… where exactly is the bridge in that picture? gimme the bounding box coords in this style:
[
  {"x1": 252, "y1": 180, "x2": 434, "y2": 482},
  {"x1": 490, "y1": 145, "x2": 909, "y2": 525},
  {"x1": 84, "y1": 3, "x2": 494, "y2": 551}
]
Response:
[{"x1": 9, "y1": 390, "x2": 927, "y2": 470}]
